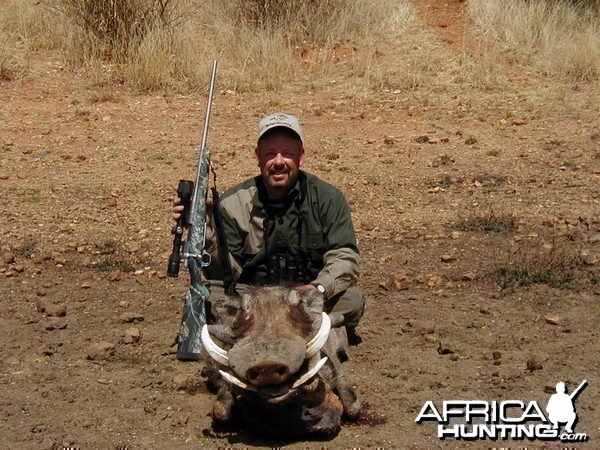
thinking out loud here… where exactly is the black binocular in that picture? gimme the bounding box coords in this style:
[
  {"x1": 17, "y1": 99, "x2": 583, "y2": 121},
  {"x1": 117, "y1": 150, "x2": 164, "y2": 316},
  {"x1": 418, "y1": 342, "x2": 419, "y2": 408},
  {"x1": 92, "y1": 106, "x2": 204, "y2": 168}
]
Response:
[{"x1": 266, "y1": 252, "x2": 304, "y2": 285}]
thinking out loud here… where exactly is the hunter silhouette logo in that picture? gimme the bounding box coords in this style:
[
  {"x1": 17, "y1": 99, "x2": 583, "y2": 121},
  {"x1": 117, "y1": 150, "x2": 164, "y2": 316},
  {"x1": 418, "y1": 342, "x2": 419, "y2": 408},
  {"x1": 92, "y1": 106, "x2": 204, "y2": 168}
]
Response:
[
  {"x1": 546, "y1": 380, "x2": 587, "y2": 434},
  {"x1": 416, "y1": 379, "x2": 589, "y2": 442}
]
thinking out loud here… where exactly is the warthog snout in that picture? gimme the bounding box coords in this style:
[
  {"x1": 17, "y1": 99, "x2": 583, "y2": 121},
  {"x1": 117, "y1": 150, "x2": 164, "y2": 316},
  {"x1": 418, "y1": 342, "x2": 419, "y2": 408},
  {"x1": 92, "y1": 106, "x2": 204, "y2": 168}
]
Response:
[{"x1": 246, "y1": 359, "x2": 291, "y2": 387}]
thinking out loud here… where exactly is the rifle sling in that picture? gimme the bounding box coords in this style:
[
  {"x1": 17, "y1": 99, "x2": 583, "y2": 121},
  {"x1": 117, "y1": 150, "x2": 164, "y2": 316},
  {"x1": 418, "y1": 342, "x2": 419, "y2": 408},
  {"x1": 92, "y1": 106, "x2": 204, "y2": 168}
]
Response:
[{"x1": 210, "y1": 170, "x2": 238, "y2": 297}]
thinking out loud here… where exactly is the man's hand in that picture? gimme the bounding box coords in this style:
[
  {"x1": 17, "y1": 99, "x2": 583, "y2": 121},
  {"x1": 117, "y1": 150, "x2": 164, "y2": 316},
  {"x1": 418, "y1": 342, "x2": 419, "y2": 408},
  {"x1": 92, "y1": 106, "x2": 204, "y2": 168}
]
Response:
[
  {"x1": 172, "y1": 189, "x2": 213, "y2": 224},
  {"x1": 172, "y1": 196, "x2": 185, "y2": 221}
]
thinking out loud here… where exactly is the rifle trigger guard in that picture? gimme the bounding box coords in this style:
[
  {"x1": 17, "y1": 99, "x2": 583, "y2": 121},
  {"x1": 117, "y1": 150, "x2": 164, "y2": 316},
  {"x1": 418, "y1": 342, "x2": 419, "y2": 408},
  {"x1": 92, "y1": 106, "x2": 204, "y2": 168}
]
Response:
[{"x1": 200, "y1": 250, "x2": 211, "y2": 268}]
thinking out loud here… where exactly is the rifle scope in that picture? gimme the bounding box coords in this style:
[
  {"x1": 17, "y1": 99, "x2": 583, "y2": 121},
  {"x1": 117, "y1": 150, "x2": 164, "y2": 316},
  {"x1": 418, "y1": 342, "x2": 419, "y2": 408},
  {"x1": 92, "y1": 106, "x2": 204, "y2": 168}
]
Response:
[{"x1": 167, "y1": 179, "x2": 194, "y2": 277}]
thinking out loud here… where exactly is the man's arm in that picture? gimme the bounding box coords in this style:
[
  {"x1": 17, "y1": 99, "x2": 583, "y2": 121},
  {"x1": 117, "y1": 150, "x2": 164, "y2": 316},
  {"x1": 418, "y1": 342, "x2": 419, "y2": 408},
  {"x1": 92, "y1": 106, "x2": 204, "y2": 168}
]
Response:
[{"x1": 310, "y1": 189, "x2": 360, "y2": 298}]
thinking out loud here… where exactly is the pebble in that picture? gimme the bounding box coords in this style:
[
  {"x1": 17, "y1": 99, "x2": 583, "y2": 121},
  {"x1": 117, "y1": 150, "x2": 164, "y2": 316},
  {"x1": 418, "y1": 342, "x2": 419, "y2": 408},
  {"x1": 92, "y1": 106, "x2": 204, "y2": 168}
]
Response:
[
  {"x1": 427, "y1": 275, "x2": 443, "y2": 287},
  {"x1": 119, "y1": 312, "x2": 144, "y2": 323},
  {"x1": 125, "y1": 243, "x2": 141, "y2": 253},
  {"x1": 45, "y1": 303, "x2": 67, "y2": 317},
  {"x1": 462, "y1": 272, "x2": 477, "y2": 281},
  {"x1": 441, "y1": 254, "x2": 456, "y2": 263},
  {"x1": 46, "y1": 317, "x2": 67, "y2": 330},
  {"x1": 87, "y1": 341, "x2": 115, "y2": 360},
  {"x1": 390, "y1": 272, "x2": 409, "y2": 291},
  {"x1": 173, "y1": 374, "x2": 191, "y2": 390},
  {"x1": 108, "y1": 270, "x2": 121, "y2": 281},
  {"x1": 123, "y1": 327, "x2": 141, "y2": 344},
  {"x1": 36, "y1": 298, "x2": 49, "y2": 313},
  {"x1": 2, "y1": 252, "x2": 16, "y2": 264},
  {"x1": 544, "y1": 314, "x2": 560, "y2": 325}
]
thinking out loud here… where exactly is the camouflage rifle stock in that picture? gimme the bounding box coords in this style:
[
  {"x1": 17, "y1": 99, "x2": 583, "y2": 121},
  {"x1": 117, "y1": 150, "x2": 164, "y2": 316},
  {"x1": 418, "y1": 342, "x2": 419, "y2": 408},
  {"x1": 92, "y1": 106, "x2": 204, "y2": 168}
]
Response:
[{"x1": 167, "y1": 60, "x2": 218, "y2": 361}]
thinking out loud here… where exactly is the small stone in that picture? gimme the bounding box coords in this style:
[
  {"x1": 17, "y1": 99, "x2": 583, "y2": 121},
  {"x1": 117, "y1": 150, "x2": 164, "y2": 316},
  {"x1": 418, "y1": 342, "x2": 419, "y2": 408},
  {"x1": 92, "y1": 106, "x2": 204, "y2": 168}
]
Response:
[
  {"x1": 437, "y1": 343, "x2": 455, "y2": 355},
  {"x1": 125, "y1": 243, "x2": 141, "y2": 253},
  {"x1": 390, "y1": 272, "x2": 409, "y2": 291},
  {"x1": 123, "y1": 327, "x2": 140, "y2": 344},
  {"x1": 36, "y1": 298, "x2": 50, "y2": 313},
  {"x1": 526, "y1": 358, "x2": 543, "y2": 372},
  {"x1": 173, "y1": 374, "x2": 191, "y2": 390},
  {"x1": 450, "y1": 231, "x2": 461, "y2": 240},
  {"x1": 119, "y1": 312, "x2": 144, "y2": 324},
  {"x1": 13, "y1": 264, "x2": 25, "y2": 273},
  {"x1": 462, "y1": 272, "x2": 477, "y2": 281},
  {"x1": 424, "y1": 334, "x2": 438, "y2": 343},
  {"x1": 81, "y1": 281, "x2": 92, "y2": 289},
  {"x1": 87, "y1": 341, "x2": 115, "y2": 360},
  {"x1": 108, "y1": 270, "x2": 121, "y2": 281},
  {"x1": 441, "y1": 254, "x2": 456, "y2": 263},
  {"x1": 30, "y1": 424, "x2": 47, "y2": 433},
  {"x1": 45, "y1": 303, "x2": 66, "y2": 317},
  {"x1": 360, "y1": 221, "x2": 375, "y2": 231},
  {"x1": 46, "y1": 317, "x2": 67, "y2": 330},
  {"x1": 544, "y1": 315, "x2": 560, "y2": 325},
  {"x1": 427, "y1": 275, "x2": 443, "y2": 287},
  {"x1": 2, "y1": 252, "x2": 16, "y2": 264}
]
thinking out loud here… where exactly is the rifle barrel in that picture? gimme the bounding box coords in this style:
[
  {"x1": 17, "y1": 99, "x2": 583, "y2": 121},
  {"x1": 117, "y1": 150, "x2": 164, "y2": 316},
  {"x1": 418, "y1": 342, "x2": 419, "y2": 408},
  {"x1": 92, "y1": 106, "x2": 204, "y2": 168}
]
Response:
[
  {"x1": 569, "y1": 379, "x2": 588, "y2": 400},
  {"x1": 188, "y1": 60, "x2": 218, "y2": 229}
]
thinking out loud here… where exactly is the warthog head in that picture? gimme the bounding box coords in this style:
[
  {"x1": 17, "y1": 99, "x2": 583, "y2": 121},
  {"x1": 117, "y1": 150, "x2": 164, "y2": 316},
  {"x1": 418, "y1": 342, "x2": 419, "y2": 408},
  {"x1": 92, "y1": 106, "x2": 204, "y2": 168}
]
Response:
[{"x1": 201, "y1": 286, "x2": 360, "y2": 437}]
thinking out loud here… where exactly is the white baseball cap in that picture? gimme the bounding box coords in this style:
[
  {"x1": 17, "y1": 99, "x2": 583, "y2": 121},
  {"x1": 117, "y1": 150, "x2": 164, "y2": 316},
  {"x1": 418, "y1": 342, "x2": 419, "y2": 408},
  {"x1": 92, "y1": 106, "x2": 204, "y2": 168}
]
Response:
[{"x1": 257, "y1": 112, "x2": 304, "y2": 144}]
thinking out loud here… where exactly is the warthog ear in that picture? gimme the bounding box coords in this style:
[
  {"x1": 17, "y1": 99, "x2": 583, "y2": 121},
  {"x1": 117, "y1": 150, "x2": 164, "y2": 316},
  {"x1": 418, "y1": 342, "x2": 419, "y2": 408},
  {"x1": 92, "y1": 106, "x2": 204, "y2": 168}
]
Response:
[
  {"x1": 240, "y1": 293, "x2": 252, "y2": 313},
  {"x1": 231, "y1": 293, "x2": 254, "y2": 335},
  {"x1": 287, "y1": 288, "x2": 301, "y2": 307},
  {"x1": 299, "y1": 288, "x2": 324, "y2": 315}
]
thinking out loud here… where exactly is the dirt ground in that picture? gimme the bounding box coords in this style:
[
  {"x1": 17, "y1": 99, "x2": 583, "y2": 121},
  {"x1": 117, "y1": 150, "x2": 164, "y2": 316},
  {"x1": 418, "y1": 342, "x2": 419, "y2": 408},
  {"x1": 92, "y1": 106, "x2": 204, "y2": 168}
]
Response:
[{"x1": 1, "y1": 1, "x2": 599, "y2": 448}]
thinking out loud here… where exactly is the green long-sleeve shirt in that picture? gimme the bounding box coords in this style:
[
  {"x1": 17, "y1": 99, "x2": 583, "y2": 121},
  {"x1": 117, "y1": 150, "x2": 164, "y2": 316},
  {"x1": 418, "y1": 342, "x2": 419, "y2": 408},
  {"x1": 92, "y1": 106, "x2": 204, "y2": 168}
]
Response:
[{"x1": 204, "y1": 171, "x2": 360, "y2": 298}]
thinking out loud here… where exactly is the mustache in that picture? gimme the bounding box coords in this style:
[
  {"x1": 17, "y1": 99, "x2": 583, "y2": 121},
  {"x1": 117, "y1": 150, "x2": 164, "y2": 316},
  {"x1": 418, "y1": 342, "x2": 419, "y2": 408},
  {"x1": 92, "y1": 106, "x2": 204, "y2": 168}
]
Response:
[{"x1": 269, "y1": 168, "x2": 289, "y2": 175}]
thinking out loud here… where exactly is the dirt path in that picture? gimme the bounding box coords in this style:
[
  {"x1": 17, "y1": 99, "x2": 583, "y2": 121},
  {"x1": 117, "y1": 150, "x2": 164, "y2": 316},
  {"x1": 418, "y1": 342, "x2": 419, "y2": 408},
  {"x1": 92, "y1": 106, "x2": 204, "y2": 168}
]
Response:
[{"x1": 1, "y1": 1, "x2": 599, "y2": 449}]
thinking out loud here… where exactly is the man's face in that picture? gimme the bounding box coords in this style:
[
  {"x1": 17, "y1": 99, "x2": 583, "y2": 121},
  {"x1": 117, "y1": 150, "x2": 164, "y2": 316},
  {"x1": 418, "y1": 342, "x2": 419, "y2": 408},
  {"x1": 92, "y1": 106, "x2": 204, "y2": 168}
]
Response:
[{"x1": 255, "y1": 131, "x2": 305, "y2": 200}]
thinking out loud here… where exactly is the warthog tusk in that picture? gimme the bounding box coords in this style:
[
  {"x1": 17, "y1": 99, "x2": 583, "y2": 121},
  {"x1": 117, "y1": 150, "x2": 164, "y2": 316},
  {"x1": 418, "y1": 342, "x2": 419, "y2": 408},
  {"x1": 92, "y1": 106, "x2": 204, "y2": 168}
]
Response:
[
  {"x1": 219, "y1": 370, "x2": 258, "y2": 391},
  {"x1": 291, "y1": 357, "x2": 328, "y2": 389},
  {"x1": 305, "y1": 312, "x2": 331, "y2": 358},
  {"x1": 201, "y1": 325, "x2": 229, "y2": 366}
]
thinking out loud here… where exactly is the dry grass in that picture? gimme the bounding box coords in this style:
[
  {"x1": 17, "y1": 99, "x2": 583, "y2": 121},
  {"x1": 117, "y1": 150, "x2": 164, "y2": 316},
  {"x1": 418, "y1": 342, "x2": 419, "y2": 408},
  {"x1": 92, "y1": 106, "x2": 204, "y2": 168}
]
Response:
[
  {"x1": 4, "y1": 0, "x2": 597, "y2": 92},
  {"x1": 201, "y1": 0, "x2": 420, "y2": 92},
  {"x1": 468, "y1": 0, "x2": 600, "y2": 80},
  {"x1": 0, "y1": 0, "x2": 423, "y2": 92}
]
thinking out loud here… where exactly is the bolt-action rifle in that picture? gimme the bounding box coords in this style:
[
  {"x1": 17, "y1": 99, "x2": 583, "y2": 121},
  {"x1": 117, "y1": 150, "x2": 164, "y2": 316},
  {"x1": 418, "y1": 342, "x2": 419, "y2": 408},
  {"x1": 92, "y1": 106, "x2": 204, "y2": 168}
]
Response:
[{"x1": 167, "y1": 60, "x2": 218, "y2": 361}]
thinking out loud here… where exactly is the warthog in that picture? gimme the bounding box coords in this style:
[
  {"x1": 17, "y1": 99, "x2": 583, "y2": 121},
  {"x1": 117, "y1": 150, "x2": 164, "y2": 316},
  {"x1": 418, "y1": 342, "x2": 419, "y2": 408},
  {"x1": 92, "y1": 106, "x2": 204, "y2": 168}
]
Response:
[{"x1": 201, "y1": 285, "x2": 361, "y2": 437}]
